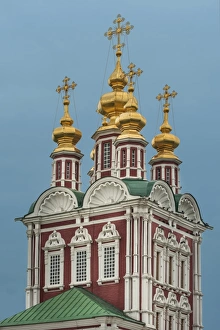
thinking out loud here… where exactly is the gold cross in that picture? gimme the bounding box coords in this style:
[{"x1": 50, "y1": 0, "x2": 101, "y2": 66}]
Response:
[
  {"x1": 104, "y1": 14, "x2": 133, "y2": 53},
  {"x1": 126, "y1": 62, "x2": 143, "y2": 84},
  {"x1": 156, "y1": 84, "x2": 177, "y2": 104},
  {"x1": 56, "y1": 76, "x2": 77, "y2": 99}
]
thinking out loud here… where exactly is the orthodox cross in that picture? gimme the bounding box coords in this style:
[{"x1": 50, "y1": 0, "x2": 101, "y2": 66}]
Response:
[
  {"x1": 56, "y1": 76, "x2": 77, "y2": 99},
  {"x1": 126, "y1": 62, "x2": 143, "y2": 91},
  {"x1": 156, "y1": 84, "x2": 177, "y2": 105},
  {"x1": 104, "y1": 14, "x2": 133, "y2": 54}
]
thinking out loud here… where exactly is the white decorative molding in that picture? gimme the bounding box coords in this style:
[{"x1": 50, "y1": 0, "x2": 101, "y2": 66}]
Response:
[
  {"x1": 167, "y1": 291, "x2": 178, "y2": 308},
  {"x1": 149, "y1": 184, "x2": 172, "y2": 210},
  {"x1": 39, "y1": 191, "x2": 76, "y2": 215},
  {"x1": 178, "y1": 197, "x2": 196, "y2": 222},
  {"x1": 69, "y1": 227, "x2": 92, "y2": 287},
  {"x1": 153, "y1": 287, "x2": 166, "y2": 304},
  {"x1": 179, "y1": 294, "x2": 191, "y2": 311},
  {"x1": 43, "y1": 231, "x2": 65, "y2": 291},
  {"x1": 69, "y1": 226, "x2": 92, "y2": 245},
  {"x1": 153, "y1": 226, "x2": 166, "y2": 244},
  {"x1": 167, "y1": 232, "x2": 178, "y2": 249},
  {"x1": 44, "y1": 230, "x2": 65, "y2": 249},
  {"x1": 179, "y1": 236, "x2": 191, "y2": 254},
  {"x1": 96, "y1": 222, "x2": 121, "y2": 285},
  {"x1": 88, "y1": 181, "x2": 127, "y2": 207},
  {"x1": 96, "y1": 222, "x2": 121, "y2": 242}
]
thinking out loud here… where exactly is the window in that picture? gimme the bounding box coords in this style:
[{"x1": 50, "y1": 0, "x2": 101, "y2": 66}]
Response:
[
  {"x1": 168, "y1": 255, "x2": 175, "y2": 285},
  {"x1": 140, "y1": 149, "x2": 144, "y2": 168},
  {"x1": 121, "y1": 149, "x2": 126, "y2": 167},
  {"x1": 165, "y1": 167, "x2": 171, "y2": 185},
  {"x1": 156, "y1": 167, "x2": 161, "y2": 180},
  {"x1": 103, "y1": 142, "x2": 111, "y2": 169},
  {"x1": 75, "y1": 162, "x2": 79, "y2": 181},
  {"x1": 56, "y1": 161, "x2": 62, "y2": 180},
  {"x1": 104, "y1": 245, "x2": 115, "y2": 278},
  {"x1": 179, "y1": 236, "x2": 191, "y2": 292},
  {"x1": 69, "y1": 227, "x2": 92, "y2": 287},
  {"x1": 50, "y1": 254, "x2": 60, "y2": 285},
  {"x1": 65, "y1": 160, "x2": 72, "y2": 179},
  {"x1": 131, "y1": 148, "x2": 137, "y2": 167},
  {"x1": 96, "y1": 222, "x2": 121, "y2": 284},
  {"x1": 175, "y1": 168, "x2": 178, "y2": 187},
  {"x1": 43, "y1": 231, "x2": 65, "y2": 291},
  {"x1": 169, "y1": 315, "x2": 173, "y2": 330},
  {"x1": 153, "y1": 227, "x2": 166, "y2": 283},
  {"x1": 76, "y1": 250, "x2": 87, "y2": 282}
]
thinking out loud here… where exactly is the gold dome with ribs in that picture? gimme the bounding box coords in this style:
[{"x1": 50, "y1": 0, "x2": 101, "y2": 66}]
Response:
[
  {"x1": 115, "y1": 63, "x2": 146, "y2": 141},
  {"x1": 52, "y1": 76, "x2": 82, "y2": 153},
  {"x1": 151, "y1": 84, "x2": 180, "y2": 160}
]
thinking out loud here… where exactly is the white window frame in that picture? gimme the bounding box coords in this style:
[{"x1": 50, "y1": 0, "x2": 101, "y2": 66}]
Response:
[
  {"x1": 153, "y1": 227, "x2": 166, "y2": 283},
  {"x1": 167, "y1": 310, "x2": 177, "y2": 330},
  {"x1": 96, "y1": 222, "x2": 121, "y2": 285},
  {"x1": 68, "y1": 226, "x2": 92, "y2": 287},
  {"x1": 167, "y1": 250, "x2": 177, "y2": 287},
  {"x1": 43, "y1": 230, "x2": 65, "y2": 291},
  {"x1": 154, "y1": 307, "x2": 164, "y2": 330},
  {"x1": 179, "y1": 236, "x2": 191, "y2": 292}
]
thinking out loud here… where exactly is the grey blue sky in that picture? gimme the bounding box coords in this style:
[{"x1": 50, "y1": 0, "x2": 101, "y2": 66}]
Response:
[{"x1": 0, "y1": 0, "x2": 219, "y2": 328}]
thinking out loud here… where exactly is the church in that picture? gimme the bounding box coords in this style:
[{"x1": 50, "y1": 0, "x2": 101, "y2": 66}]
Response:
[{"x1": 0, "y1": 14, "x2": 211, "y2": 330}]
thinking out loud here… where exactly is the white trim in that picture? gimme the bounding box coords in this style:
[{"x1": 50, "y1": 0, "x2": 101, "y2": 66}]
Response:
[
  {"x1": 96, "y1": 222, "x2": 121, "y2": 285},
  {"x1": 42, "y1": 231, "x2": 65, "y2": 291},
  {"x1": 68, "y1": 226, "x2": 92, "y2": 287}
]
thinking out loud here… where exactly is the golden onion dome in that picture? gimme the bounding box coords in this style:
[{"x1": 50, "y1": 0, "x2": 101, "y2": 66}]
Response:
[
  {"x1": 151, "y1": 85, "x2": 180, "y2": 161},
  {"x1": 52, "y1": 77, "x2": 82, "y2": 153},
  {"x1": 98, "y1": 57, "x2": 129, "y2": 127},
  {"x1": 115, "y1": 81, "x2": 146, "y2": 141}
]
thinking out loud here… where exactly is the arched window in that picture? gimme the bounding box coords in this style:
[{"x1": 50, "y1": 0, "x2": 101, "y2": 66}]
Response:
[
  {"x1": 65, "y1": 160, "x2": 72, "y2": 179},
  {"x1": 68, "y1": 227, "x2": 92, "y2": 287},
  {"x1": 43, "y1": 230, "x2": 65, "y2": 291},
  {"x1": 96, "y1": 222, "x2": 121, "y2": 285}
]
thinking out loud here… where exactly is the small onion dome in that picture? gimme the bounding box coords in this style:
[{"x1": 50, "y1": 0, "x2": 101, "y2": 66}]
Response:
[
  {"x1": 52, "y1": 97, "x2": 82, "y2": 153},
  {"x1": 115, "y1": 83, "x2": 146, "y2": 141},
  {"x1": 151, "y1": 103, "x2": 180, "y2": 160}
]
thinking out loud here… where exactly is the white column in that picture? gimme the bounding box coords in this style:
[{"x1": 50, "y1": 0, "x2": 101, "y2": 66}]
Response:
[
  {"x1": 131, "y1": 212, "x2": 140, "y2": 320},
  {"x1": 193, "y1": 236, "x2": 199, "y2": 330},
  {"x1": 33, "y1": 223, "x2": 40, "y2": 306},
  {"x1": 124, "y1": 210, "x2": 132, "y2": 312},
  {"x1": 26, "y1": 223, "x2": 33, "y2": 308},
  {"x1": 141, "y1": 211, "x2": 148, "y2": 324}
]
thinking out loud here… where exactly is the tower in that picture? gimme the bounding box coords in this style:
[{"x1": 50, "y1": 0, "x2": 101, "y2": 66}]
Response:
[
  {"x1": 149, "y1": 84, "x2": 181, "y2": 194},
  {"x1": 51, "y1": 76, "x2": 83, "y2": 190},
  {"x1": 0, "y1": 14, "x2": 211, "y2": 330}
]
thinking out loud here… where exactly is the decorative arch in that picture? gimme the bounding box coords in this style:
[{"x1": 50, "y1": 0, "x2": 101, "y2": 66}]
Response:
[
  {"x1": 83, "y1": 177, "x2": 132, "y2": 208},
  {"x1": 149, "y1": 181, "x2": 175, "y2": 211},
  {"x1": 28, "y1": 187, "x2": 78, "y2": 217},
  {"x1": 178, "y1": 194, "x2": 202, "y2": 223}
]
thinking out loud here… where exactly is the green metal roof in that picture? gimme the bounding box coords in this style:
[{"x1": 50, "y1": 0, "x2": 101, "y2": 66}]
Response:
[
  {"x1": 0, "y1": 287, "x2": 144, "y2": 327},
  {"x1": 122, "y1": 178, "x2": 155, "y2": 197}
]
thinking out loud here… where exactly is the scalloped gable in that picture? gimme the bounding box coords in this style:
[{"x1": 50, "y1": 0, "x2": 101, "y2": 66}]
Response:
[
  {"x1": 83, "y1": 177, "x2": 137, "y2": 208},
  {"x1": 178, "y1": 193, "x2": 203, "y2": 224},
  {"x1": 25, "y1": 187, "x2": 82, "y2": 217},
  {"x1": 149, "y1": 180, "x2": 176, "y2": 212}
]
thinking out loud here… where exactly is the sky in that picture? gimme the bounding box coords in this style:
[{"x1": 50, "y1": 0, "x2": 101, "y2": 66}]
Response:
[{"x1": 0, "y1": 0, "x2": 219, "y2": 328}]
